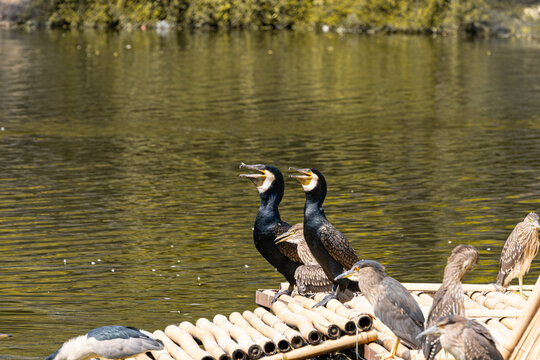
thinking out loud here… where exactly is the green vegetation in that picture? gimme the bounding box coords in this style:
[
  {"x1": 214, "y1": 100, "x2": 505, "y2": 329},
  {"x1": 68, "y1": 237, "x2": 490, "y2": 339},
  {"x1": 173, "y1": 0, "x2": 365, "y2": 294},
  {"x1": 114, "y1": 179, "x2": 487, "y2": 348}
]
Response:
[{"x1": 2, "y1": 0, "x2": 539, "y2": 36}]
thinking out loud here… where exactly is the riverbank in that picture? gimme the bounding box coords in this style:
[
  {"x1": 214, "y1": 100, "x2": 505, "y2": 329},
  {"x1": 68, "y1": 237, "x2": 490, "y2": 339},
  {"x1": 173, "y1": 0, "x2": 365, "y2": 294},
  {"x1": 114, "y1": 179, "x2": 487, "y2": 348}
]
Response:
[{"x1": 1, "y1": 0, "x2": 539, "y2": 38}]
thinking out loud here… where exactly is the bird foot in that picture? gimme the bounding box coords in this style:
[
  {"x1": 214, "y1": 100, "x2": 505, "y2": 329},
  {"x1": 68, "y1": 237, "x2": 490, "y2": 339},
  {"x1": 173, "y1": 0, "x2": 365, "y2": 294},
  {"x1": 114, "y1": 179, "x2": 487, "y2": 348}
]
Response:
[
  {"x1": 313, "y1": 293, "x2": 337, "y2": 307},
  {"x1": 512, "y1": 291, "x2": 529, "y2": 300},
  {"x1": 271, "y1": 289, "x2": 291, "y2": 304},
  {"x1": 375, "y1": 353, "x2": 396, "y2": 360}
]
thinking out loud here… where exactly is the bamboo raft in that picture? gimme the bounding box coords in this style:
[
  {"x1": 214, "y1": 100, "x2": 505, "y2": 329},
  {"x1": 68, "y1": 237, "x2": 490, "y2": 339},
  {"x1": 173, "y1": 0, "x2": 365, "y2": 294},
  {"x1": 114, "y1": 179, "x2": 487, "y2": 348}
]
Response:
[{"x1": 126, "y1": 276, "x2": 539, "y2": 360}]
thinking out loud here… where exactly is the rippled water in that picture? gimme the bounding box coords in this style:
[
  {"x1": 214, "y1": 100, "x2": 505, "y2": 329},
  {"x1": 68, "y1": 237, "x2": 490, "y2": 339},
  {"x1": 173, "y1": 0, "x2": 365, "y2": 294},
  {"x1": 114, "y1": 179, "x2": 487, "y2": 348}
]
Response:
[{"x1": 1, "y1": 29, "x2": 540, "y2": 359}]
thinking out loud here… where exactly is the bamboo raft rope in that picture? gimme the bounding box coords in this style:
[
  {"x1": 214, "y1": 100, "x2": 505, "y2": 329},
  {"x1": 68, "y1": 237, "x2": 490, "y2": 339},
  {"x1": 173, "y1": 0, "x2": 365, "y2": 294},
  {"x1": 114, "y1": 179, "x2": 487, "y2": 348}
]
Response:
[{"x1": 123, "y1": 278, "x2": 539, "y2": 360}]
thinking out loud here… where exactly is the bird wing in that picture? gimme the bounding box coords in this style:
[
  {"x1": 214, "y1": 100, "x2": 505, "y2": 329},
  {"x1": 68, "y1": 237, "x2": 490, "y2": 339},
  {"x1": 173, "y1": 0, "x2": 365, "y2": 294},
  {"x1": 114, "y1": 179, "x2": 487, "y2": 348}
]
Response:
[
  {"x1": 423, "y1": 286, "x2": 462, "y2": 359},
  {"x1": 294, "y1": 264, "x2": 333, "y2": 294},
  {"x1": 88, "y1": 327, "x2": 163, "y2": 358},
  {"x1": 464, "y1": 322, "x2": 503, "y2": 360},
  {"x1": 319, "y1": 222, "x2": 359, "y2": 269},
  {"x1": 375, "y1": 277, "x2": 425, "y2": 349},
  {"x1": 275, "y1": 222, "x2": 303, "y2": 264}
]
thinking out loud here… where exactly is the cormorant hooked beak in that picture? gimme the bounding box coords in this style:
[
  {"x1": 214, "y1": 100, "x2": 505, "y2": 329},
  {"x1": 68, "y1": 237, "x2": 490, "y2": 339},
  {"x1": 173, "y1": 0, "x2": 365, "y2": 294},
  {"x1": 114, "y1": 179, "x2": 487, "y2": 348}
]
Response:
[
  {"x1": 239, "y1": 163, "x2": 267, "y2": 187},
  {"x1": 288, "y1": 167, "x2": 312, "y2": 185}
]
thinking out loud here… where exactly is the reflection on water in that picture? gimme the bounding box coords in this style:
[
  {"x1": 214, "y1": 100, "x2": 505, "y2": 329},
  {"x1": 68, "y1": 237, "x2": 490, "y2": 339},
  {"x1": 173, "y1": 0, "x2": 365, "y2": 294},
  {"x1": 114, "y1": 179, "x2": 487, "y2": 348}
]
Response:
[{"x1": 1, "y1": 29, "x2": 540, "y2": 359}]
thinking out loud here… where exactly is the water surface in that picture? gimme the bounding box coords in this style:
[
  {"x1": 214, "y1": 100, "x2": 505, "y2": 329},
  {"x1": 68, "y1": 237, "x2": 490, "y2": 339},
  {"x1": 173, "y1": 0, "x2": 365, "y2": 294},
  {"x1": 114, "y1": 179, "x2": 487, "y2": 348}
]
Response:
[{"x1": 1, "y1": 29, "x2": 540, "y2": 359}]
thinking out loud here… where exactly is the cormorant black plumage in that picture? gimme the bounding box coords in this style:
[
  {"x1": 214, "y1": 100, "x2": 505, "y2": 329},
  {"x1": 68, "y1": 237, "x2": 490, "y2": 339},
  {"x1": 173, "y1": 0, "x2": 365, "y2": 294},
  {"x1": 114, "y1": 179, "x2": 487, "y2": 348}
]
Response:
[
  {"x1": 289, "y1": 167, "x2": 360, "y2": 306},
  {"x1": 240, "y1": 164, "x2": 332, "y2": 299}
]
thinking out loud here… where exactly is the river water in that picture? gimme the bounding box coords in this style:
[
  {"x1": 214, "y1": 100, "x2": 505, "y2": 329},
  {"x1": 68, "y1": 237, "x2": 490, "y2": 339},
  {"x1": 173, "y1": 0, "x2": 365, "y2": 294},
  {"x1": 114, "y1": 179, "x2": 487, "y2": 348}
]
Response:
[{"x1": 0, "y1": 29, "x2": 539, "y2": 359}]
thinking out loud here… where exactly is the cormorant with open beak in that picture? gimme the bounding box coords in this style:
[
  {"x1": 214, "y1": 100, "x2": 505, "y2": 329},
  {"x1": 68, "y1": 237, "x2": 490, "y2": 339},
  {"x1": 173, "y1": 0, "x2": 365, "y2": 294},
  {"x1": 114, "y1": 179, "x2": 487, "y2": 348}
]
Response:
[
  {"x1": 240, "y1": 163, "x2": 332, "y2": 302},
  {"x1": 289, "y1": 167, "x2": 360, "y2": 306}
]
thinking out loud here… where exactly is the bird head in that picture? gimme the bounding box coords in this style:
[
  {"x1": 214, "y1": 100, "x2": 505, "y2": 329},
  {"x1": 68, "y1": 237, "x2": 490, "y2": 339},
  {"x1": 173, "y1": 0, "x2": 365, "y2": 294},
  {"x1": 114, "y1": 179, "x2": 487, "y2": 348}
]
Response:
[
  {"x1": 417, "y1": 314, "x2": 463, "y2": 339},
  {"x1": 275, "y1": 225, "x2": 302, "y2": 245},
  {"x1": 239, "y1": 163, "x2": 284, "y2": 195},
  {"x1": 447, "y1": 244, "x2": 479, "y2": 279},
  {"x1": 334, "y1": 260, "x2": 386, "y2": 282},
  {"x1": 288, "y1": 167, "x2": 327, "y2": 202},
  {"x1": 526, "y1": 212, "x2": 540, "y2": 229}
]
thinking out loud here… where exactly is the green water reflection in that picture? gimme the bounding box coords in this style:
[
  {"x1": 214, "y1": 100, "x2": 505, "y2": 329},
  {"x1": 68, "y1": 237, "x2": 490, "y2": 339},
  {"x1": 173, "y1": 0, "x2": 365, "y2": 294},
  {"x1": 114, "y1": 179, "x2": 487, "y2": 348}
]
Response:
[{"x1": 0, "y1": 29, "x2": 539, "y2": 359}]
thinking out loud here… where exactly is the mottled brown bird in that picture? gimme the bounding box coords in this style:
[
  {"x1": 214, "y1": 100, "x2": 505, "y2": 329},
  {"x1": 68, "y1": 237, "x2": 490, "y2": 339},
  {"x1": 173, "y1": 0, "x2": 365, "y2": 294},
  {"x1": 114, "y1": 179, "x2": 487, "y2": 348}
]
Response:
[
  {"x1": 240, "y1": 164, "x2": 332, "y2": 300},
  {"x1": 419, "y1": 315, "x2": 503, "y2": 360},
  {"x1": 289, "y1": 167, "x2": 360, "y2": 306},
  {"x1": 336, "y1": 260, "x2": 425, "y2": 359},
  {"x1": 496, "y1": 212, "x2": 539, "y2": 298},
  {"x1": 423, "y1": 245, "x2": 479, "y2": 360}
]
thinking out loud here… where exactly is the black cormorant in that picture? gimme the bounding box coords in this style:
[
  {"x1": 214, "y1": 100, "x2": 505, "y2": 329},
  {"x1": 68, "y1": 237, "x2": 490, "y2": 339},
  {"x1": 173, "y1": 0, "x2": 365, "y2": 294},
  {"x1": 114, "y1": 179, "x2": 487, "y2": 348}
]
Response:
[
  {"x1": 240, "y1": 163, "x2": 332, "y2": 301},
  {"x1": 289, "y1": 167, "x2": 360, "y2": 306}
]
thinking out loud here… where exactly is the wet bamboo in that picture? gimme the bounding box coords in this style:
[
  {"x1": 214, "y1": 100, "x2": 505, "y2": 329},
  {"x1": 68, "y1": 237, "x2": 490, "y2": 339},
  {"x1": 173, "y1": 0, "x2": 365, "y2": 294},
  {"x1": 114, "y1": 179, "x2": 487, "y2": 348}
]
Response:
[
  {"x1": 291, "y1": 294, "x2": 357, "y2": 335},
  {"x1": 242, "y1": 310, "x2": 290, "y2": 352},
  {"x1": 253, "y1": 307, "x2": 305, "y2": 348},
  {"x1": 278, "y1": 295, "x2": 340, "y2": 339},
  {"x1": 501, "y1": 276, "x2": 540, "y2": 360},
  {"x1": 196, "y1": 318, "x2": 246, "y2": 360},
  {"x1": 213, "y1": 314, "x2": 263, "y2": 360},
  {"x1": 229, "y1": 312, "x2": 277, "y2": 355},
  {"x1": 270, "y1": 299, "x2": 322, "y2": 344},
  {"x1": 165, "y1": 325, "x2": 215, "y2": 360},
  {"x1": 314, "y1": 293, "x2": 374, "y2": 331},
  {"x1": 153, "y1": 330, "x2": 193, "y2": 360},
  {"x1": 402, "y1": 283, "x2": 534, "y2": 292},
  {"x1": 262, "y1": 330, "x2": 378, "y2": 360},
  {"x1": 179, "y1": 322, "x2": 230, "y2": 360}
]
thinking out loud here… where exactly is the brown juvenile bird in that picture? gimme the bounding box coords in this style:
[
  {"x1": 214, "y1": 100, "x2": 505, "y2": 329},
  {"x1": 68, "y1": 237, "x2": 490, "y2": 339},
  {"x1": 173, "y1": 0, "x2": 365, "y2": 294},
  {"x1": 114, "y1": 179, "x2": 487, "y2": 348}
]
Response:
[
  {"x1": 419, "y1": 315, "x2": 503, "y2": 360},
  {"x1": 496, "y1": 212, "x2": 539, "y2": 298},
  {"x1": 423, "y1": 245, "x2": 479, "y2": 360},
  {"x1": 336, "y1": 260, "x2": 425, "y2": 359}
]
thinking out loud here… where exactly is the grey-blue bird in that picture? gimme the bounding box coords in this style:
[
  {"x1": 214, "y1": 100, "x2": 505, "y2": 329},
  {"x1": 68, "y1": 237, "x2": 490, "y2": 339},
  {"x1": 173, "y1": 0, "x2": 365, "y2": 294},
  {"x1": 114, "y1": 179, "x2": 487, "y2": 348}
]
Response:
[{"x1": 44, "y1": 325, "x2": 163, "y2": 360}]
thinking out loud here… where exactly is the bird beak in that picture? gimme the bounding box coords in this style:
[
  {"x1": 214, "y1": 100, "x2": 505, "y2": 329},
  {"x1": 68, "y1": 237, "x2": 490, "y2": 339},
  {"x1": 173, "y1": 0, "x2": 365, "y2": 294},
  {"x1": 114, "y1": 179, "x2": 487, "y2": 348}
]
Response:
[
  {"x1": 289, "y1": 167, "x2": 312, "y2": 186},
  {"x1": 239, "y1": 163, "x2": 267, "y2": 186},
  {"x1": 533, "y1": 219, "x2": 540, "y2": 229},
  {"x1": 334, "y1": 268, "x2": 355, "y2": 281},
  {"x1": 417, "y1": 325, "x2": 440, "y2": 339},
  {"x1": 275, "y1": 231, "x2": 292, "y2": 244}
]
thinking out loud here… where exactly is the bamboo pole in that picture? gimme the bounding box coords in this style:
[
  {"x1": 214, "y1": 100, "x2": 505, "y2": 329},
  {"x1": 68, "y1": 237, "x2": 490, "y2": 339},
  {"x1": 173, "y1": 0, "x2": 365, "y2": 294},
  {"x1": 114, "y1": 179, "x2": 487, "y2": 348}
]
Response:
[
  {"x1": 179, "y1": 322, "x2": 231, "y2": 360},
  {"x1": 485, "y1": 290, "x2": 527, "y2": 309},
  {"x1": 165, "y1": 325, "x2": 215, "y2": 360},
  {"x1": 292, "y1": 294, "x2": 357, "y2": 335},
  {"x1": 314, "y1": 293, "x2": 373, "y2": 331},
  {"x1": 261, "y1": 330, "x2": 378, "y2": 360},
  {"x1": 468, "y1": 291, "x2": 518, "y2": 311},
  {"x1": 508, "y1": 288, "x2": 540, "y2": 360},
  {"x1": 401, "y1": 283, "x2": 534, "y2": 292},
  {"x1": 271, "y1": 300, "x2": 322, "y2": 345},
  {"x1": 277, "y1": 295, "x2": 340, "y2": 339},
  {"x1": 501, "y1": 276, "x2": 540, "y2": 360},
  {"x1": 229, "y1": 312, "x2": 277, "y2": 355},
  {"x1": 465, "y1": 309, "x2": 522, "y2": 318},
  {"x1": 196, "y1": 318, "x2": 246, "y2": 360},
  {"x1": 242, "y1": 310, "x2": 290, "y2": 352},
  {"x1": 153, "y1": 330, "x2": 194, "y2": 360},
  {"x1": 213, "y1": 314, "x2": 263, "y2": 360},
  {"x1": 253, "y1": 307, "x2": 305, "y2": 349}
]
